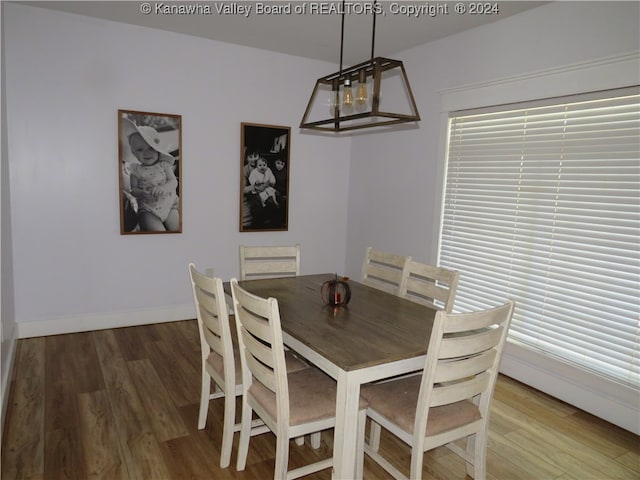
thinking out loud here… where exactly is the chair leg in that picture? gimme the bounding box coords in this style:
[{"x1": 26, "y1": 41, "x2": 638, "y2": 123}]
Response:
[
  {"x1": 368, "y1": 420, "x2": 382, "y2": 452},
  {"x1": 295, "y1": 436, "x2": 304, "y2": 446},
  {"x1": 310, "y1": 432, "x2": 321, "y2": 449},
  {"x1": 236, "y1": 398, "x2": 253, "y2": 471},
  {"x1": 274, "y1": 432, "x2": 290, "y2": 480},
  {"x1": 356, "y1": 409, "x2": 366, "y2": 480},
  {"x1": 409, "y1": 443, "x2": 425, "y2": 480},
  {"x1": 197, "y1": 372, "x2": 210, "y2": 429},
  {"x1": 470, "y1": 432, "x2": 486, "y2": 480},
  {"x1": 219, "y1": 389, "x2": 235, "y2": 468}
]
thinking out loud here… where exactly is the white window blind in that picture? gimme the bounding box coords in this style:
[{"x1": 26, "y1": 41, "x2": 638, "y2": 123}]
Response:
[{"x1": 439, "y1": 87, "x2": 640, "y2": 388}]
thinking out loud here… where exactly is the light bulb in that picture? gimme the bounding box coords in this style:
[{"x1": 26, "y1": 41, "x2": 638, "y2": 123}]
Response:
[
  {"x1": 356, "y1": 83, "x2": 367, "y2": 105},
  {"x1": 356, "y1": 70, "x2": 368, "y2": 105},
  {"x1": 342, "y1": 79, "x2": 353, "y2": 107}
]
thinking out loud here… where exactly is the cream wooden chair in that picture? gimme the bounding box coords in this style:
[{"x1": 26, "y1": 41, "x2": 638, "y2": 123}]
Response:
[
  {"x1": 239, "y1": 244, "x2": 300, "y2": 280},
  {"x1": 188, "y1": 264, "x2": 307, "y2": 468},
  {"x1": 361, "y1": 246, "x2": 412, "y2": 295},
  {"x1": 361, "y1": 300, "x2": 515, "y2": 480},
  {"x1": 399, "y1": 260, "x2": 460, "y2": 313},
  {"x1": 238, "y1": 244, "x2": 303, "y2": 360},
  {"x1": 230, "y1": 278, "x2": 368, "y2": 480}
]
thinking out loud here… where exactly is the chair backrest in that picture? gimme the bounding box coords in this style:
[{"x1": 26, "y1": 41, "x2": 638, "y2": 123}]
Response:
[
  {"x1": 230, "y1": 278, "x2": 290, "y2": 427},
  {"x1": 188, "y1": 263, "x2": 235, "y2": 386},
  {"x1": 361, "y1": 246, "x2": 411, "y2": 295},
  {"x1": 239, "y1": 244, "x2": 300, "y2": 281},
  {"x1": 415, "y1": 300, "x2": 514, "y2": 441},
  {"x1": 399, "y1": 260, "x2": 460, "y2": 313}
]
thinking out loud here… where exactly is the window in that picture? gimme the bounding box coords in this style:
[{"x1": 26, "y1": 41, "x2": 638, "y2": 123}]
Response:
[{"x1": 439, "y1": 87, "x2": 639, "y2": 388}]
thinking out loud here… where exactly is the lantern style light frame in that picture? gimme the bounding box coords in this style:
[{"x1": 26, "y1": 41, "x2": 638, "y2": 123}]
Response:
[{"x1": 300, "y1": 1, "x2": 420, "y2": 132}]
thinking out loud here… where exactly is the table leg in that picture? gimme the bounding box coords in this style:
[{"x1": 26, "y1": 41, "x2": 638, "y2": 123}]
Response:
[{"x1": 332, "y1": 370, "x2": 363, "y2": 480}]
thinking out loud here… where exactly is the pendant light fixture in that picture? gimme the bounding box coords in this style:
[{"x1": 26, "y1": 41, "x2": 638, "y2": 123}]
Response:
[{"x1": 300, "y1": 0, "x2": 420, "y2": 132}]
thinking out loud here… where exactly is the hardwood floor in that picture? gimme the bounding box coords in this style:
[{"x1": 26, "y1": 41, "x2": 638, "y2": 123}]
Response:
[{"x1": 2, "y1": 320, "x2": 638, "y2": 479}]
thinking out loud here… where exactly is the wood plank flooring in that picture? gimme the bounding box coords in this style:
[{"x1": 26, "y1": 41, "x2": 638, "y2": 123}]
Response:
[{"x1": 2, "y1": 320, "x2": 638, "y2": 479}]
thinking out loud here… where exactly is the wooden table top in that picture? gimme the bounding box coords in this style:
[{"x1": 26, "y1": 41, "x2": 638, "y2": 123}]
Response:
[{"x1": 230, "y1": 274, "x2": 436, "y2": 372}]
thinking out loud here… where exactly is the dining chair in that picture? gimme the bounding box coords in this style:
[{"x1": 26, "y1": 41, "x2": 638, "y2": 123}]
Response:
[
  {"x1": 361, "y1": 300, "x2": 515, "y2": 480},
  {"x1": 188, "y1": 264, "x2": 307, "y2": 468},
  {"x1": 239, "y1": 244, "x2": 300, "y2": 280},
  {"x1": 361, "y1": 246, "x2": 412, "y2": 295},
  {"x1": 230, "y1": 278, "x2": 368, "y2": 480},
  {"x1": 399, "y1": 260, "x2": 460, "y2": 313}
]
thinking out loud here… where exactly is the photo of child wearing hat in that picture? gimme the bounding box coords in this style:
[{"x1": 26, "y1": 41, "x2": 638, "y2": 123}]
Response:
[{"x1": 121, "y1": 115, "x2": 180, "y2": 232}]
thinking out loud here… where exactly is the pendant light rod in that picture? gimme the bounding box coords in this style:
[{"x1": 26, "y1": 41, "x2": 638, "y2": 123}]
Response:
[
  {"x1": 370, "y1": 0, "x2": 377, "y2": 61},
  {"x1": 339, "y1": 0, "x2": 345, "y2": 74}
]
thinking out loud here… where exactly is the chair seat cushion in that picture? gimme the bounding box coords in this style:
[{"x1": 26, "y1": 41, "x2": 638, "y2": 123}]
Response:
[
  {"x1": 361, "y1": 375, "x2": 481, "y2": 436},
  {"x1": 249, "y1": 367, "x2": 366, "y2": 426}
]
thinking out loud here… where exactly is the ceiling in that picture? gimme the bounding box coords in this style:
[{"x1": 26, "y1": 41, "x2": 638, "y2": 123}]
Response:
[{"x1": 23, "y1": 1, "x2": 547, "y2": 65}]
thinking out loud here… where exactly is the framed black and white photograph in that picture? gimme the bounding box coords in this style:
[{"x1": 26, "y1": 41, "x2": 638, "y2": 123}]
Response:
[
  {"x1": 240, "y1": 122, "x2": 290, "y2": 232},
  {"x1": 119, "y1": 109, "x2": 182, "y2": 234}
]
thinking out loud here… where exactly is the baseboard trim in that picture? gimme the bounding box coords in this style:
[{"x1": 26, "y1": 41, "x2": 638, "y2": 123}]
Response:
[
  {"x1": 500, "y1": 341, "x2": 639, "y2": 435},
  {"x1": 1, "y1": 330, "x2": 17, "y2": 447},
  {"x1": 17, "y1": 304, "x2": 196, "y2": 339}
]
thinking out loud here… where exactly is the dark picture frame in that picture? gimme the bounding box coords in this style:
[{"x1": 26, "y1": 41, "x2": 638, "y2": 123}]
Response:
[
  {"x1": 118, "y1": 109, "x2": 182, "y2": 234},
  {"x1": 240, "y1": 122, "x2": 290, "y2": 232}
]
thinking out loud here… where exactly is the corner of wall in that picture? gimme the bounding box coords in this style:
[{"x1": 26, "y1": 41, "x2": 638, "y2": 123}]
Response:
[{"x1": 0, "y1": 0, "x2": 20, "y2": 444}]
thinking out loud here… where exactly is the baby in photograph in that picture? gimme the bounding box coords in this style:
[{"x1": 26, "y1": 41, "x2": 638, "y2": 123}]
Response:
[
  {"x1": 248, "y1": 157, "x2": 279, "y2": 207},
  {"x1": 124, "y1": 118, "x2": 179, "y2": 231}
]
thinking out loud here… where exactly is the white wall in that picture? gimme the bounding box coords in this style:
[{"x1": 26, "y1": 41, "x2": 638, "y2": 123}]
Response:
[
  {"x1": 3, "y1": 3, "x2": 351, "y2": 337},
  {"x1": 345, "y1": 1, "x2": 640, "y2": 433}
]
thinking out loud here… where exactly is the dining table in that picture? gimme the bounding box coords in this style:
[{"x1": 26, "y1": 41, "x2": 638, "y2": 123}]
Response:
[{"x1": 226, "y1": 273, "x2": 437, "y2": 480}]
